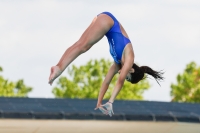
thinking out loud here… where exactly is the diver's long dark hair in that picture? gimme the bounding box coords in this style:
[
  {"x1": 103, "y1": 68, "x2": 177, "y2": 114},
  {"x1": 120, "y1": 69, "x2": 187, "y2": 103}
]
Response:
[{"x1": 128, "y1": 63, "x2": 164, "y2": 85}]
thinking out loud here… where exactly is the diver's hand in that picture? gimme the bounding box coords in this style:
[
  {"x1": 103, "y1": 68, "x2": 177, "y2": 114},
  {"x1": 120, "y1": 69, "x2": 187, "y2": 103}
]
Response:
[
  {"x1": 101, "y1": 102, "x2": 114, "y2": 117},
  {"x1": 94, "y1": 104, "x2": 108, "y2": 115}
]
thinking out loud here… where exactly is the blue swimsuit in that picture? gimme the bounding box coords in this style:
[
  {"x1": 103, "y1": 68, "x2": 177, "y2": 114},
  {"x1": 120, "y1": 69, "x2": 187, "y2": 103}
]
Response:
[{"x1": 99, "y1": 12, "x2": 131, "y2": 64}]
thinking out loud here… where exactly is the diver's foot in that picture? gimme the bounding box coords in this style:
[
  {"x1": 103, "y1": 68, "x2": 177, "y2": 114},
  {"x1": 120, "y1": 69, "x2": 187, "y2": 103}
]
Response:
[{"x1": 48, "y1": 66, "x2": 62, "y2": 85}]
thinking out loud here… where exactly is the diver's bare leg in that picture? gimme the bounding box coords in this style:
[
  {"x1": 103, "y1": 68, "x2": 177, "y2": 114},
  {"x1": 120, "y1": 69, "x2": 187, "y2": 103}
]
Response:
[{"x1": 49, "y1": 14, "x2": 113, "y2": 85}]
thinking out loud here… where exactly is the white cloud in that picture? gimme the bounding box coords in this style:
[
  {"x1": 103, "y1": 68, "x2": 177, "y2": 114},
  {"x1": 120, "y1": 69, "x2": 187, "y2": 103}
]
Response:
[{"x1": 165, "y1": 0, "x2": 200, "y2": 5}]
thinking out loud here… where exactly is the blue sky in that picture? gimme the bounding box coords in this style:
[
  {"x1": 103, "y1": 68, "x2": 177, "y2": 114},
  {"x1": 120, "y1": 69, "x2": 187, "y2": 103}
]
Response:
[{"x1": 0, "y1": 0, "x2": 200, "y2": 101}]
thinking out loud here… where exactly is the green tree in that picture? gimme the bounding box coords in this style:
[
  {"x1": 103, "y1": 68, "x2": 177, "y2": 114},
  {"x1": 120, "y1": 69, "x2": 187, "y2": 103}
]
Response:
[
  {"x1": 0, "y1": 67, "x2": 32, "y2": 97},
  {"x1": 52, "y1": 59, "x2": 150, "y2": 100},
  {"x1": 171, "y1": 62, "x2": 200, "y2": 103}
]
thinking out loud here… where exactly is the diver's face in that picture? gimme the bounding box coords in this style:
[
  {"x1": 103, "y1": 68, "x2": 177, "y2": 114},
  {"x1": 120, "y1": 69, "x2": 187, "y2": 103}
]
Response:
[
  {"x1": 118, "y1": 68, "x2": 135, "y2": 82},
  {"x1": 125, "y1": 73, "x2": 132, "y2": 81}
]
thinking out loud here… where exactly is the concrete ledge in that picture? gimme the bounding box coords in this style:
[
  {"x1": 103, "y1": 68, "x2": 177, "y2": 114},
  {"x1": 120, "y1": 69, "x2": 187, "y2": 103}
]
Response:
[{"x1": 0, "y1": 119, "x2": 200, "y2": 133}]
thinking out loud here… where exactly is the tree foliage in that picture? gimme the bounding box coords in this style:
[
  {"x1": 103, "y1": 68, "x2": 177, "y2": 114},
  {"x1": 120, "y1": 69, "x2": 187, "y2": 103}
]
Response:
[
  {"x1": 0, "y1": 67, "x2": 32, "y2": 97},
  {"x1": 52, "y1": 59, "x2": 150, "y2": 100},
  {"x1": 171, "y1": 62, "x2": 200, "y2": 103}
]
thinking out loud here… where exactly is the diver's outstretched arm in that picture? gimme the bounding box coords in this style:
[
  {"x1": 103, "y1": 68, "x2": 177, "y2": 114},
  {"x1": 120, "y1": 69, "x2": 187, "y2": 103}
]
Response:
[
  {"x1": 94, "y1": 62, "x2": 120, "y2": 116},
  {"x1": 95, "y1": 63, "x2": 120, "y2": 108}
]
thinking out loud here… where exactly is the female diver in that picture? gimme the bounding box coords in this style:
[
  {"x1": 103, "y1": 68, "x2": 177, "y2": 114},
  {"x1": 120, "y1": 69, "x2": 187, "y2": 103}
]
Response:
[{"x1": 48, "y1": 12, "x2": 164, "y2": 117}]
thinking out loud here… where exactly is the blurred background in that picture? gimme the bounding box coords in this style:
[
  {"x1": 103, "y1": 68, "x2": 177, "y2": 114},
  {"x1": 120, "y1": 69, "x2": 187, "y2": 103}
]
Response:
[
  {"x1": 1, "y1": 1, "x2": 200, "y2": 133},
  {"x1": 0, "y1": 0, "x2": 200, "y2": 103}
]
